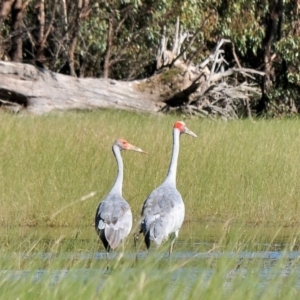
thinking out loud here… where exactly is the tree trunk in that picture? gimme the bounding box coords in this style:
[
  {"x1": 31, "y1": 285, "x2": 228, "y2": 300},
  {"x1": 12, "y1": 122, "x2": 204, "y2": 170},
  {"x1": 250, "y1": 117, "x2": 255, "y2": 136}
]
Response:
[
  {"x1": 0, "y1": 61, "x2": 159, "y2": 114},
  {"x1": 103, "y1": 16, "x2": 113, "y2": 79},
  {"x1": 257, "y1": 0, "x2": 283, "y2": 114},
  {"x1": 0, "y1": 0, "x2": 15, "y2": 58},
  {"x1": 35, "y1": 0, "x2": 57, "y2": 64},
  {"x1": 9, "y1": 0, "x2": 23, "y2": 62},
  {"x1": 0, "y1": 0, "x2": 14, "y2": 29},
  {"x1": 61, "y1": 0, "x2": 69, "y2": 41},
  {"x1": 35, "y1": 0, "x2": 46, "y2": 62},
  {"x1": 68, "y1": 0, "x2": 89, "y2": 77}
]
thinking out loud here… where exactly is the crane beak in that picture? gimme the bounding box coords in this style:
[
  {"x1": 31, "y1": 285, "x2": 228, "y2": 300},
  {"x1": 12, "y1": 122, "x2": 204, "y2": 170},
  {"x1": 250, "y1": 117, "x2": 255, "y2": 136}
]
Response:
[
  {"x1": 127, "y1": 143, "x2": 147, "y2": 154},
  {"x1": 185, "y1": 127, "x2": 197, "y2": 137}
]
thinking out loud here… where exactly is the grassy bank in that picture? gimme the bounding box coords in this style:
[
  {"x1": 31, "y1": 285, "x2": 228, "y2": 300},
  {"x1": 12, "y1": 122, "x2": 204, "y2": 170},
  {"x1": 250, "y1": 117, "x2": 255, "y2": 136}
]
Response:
[
  {"x1": 1, "y1": 111, "x2": 300, "y2": 227},
  {"x1": 2, "y1": 111, "x2": 300, "y2": 299}
]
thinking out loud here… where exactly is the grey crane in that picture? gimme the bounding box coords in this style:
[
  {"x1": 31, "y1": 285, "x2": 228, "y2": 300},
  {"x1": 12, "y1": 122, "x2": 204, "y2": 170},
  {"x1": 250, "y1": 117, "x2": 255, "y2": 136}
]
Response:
[
  {"x1": 95, "y1": 139, "x2": 146, "y2": 258},
  {"x1": 135, "y1": 121, "x2": 197, "y2": 256}
]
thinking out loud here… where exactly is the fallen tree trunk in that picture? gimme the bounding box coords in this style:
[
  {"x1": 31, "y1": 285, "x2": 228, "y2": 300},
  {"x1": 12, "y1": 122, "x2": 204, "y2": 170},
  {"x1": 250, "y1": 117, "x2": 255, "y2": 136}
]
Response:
[
  {"x1": 0, "y1": 20, "x2": 264, "y2": 118},
  {"x1": 0, "y1": 61, "x2": 159, "y2": 114}
]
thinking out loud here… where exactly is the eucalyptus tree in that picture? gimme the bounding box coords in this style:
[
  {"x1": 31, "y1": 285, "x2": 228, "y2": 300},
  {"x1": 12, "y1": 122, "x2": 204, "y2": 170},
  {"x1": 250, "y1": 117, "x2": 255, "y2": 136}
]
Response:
[{"x1": 1, "y1": 0, "x2": 300, "y2": 116}]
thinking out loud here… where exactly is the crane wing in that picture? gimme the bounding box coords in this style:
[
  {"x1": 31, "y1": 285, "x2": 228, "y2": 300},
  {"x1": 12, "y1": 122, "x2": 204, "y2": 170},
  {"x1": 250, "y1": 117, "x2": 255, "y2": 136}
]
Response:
[{"x1": 95, "y1": 194, "x2": 132, "y2": 250}]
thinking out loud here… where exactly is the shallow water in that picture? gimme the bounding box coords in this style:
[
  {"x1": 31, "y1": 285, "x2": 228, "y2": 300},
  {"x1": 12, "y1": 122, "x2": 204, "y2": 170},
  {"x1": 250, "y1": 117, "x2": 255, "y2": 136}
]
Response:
[
  {"x1": 1, "y1": 222, "x2": 300, "y2": 293},
  {"x1": 1, "y1": 249, "x2": 300, "y2": 295}
]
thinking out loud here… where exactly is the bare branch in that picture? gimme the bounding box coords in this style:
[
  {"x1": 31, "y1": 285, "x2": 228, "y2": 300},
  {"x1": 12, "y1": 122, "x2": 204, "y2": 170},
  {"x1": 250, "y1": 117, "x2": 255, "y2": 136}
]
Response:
[
  {"x1": 115, "y1": 15, "x2": 128, "y2": 35},
  {"x1": 208, "y1": 38, "x2": 231, "y2": 83},
  {"x1": 171, "y1": 13, "x2": 214, "y2": 67},
  {"x1": 158, "y1": 30, "x2": 264, "y2": 120}
]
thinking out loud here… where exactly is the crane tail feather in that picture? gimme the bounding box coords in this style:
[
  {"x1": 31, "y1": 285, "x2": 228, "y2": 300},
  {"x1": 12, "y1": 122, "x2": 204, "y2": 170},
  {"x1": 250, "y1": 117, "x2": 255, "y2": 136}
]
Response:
[{"x1": 105, "y1": 227, "x2": 123, "y2": 250}]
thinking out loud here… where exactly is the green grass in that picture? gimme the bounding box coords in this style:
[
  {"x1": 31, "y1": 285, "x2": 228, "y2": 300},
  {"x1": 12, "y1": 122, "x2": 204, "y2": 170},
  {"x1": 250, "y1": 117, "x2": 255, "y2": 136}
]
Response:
[
  {"x1": 0, "y1": 225, "x2": 299, "y2": 299},
  {"x1": 1, "y1": 110, "x2": 300, "y2": 227},
  {"x1": 1, "y1": 110, "x2": 300, "y2": 299}
]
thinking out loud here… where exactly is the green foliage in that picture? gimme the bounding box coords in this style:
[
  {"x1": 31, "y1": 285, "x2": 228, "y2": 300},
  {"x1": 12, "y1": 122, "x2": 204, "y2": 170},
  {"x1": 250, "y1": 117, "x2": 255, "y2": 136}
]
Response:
[
  {"x1": 276, "y1": 37, "x2": 300, "y2": 85},
  {"x1": 2, "y1": 0, "x2": 300, "y2": 114},
  {"x1": 215, "y1": 0, "x2": 268, "y2": 55}
]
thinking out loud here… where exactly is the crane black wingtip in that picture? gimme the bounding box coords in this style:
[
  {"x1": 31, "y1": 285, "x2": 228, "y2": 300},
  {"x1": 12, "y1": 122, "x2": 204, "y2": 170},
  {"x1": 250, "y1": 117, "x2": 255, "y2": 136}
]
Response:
[{"x1": 145, "y1": 231, "x2": 151, "y2": 249}]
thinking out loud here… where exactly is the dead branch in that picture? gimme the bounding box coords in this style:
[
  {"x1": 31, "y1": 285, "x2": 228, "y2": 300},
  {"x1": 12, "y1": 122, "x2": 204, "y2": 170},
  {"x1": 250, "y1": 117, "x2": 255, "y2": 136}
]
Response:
[{"x1": 156, "y1": 21, "x2": 265, "y2": 119}]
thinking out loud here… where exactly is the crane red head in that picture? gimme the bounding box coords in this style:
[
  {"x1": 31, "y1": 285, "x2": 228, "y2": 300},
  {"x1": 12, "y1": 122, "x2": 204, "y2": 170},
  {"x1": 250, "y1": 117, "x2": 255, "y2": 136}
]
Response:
[
  {"x1": 174, "y1": 121, "x2": 197, "y2": 137},
  {"x1": 115, "y1": 139, "x2": 147, "y2": 153}
]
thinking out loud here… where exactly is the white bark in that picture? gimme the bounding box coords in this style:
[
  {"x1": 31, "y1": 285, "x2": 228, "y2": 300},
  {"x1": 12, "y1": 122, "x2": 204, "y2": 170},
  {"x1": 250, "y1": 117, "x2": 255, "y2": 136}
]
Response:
[{"x1": 0, "y1": 61, "x2": 159, "y2": 114}]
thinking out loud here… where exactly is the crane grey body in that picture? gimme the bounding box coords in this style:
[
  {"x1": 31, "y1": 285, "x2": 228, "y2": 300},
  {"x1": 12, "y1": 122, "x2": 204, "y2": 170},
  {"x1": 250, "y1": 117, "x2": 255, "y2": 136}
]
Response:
[
  {"x1": 95, "y1": 139, "x2": 146, "y2": 256},
  {"x1": 141, "y1": 182, "x2": 185, "y2": 248},
  {"x1": 136, "y1": 121, "x2": 197, "y2": 256},
  {"x1": 95, "y1": 193, "x2": 133, "y2": 251}
]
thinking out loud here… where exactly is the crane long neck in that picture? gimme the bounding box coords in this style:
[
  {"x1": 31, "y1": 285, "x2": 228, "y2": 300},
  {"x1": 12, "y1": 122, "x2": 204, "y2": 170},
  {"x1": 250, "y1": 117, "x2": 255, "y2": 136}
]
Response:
[
  {"x1": 165, "y1": 128, "x2": 180, "y2": 185},
  {"x1": 110, "y1": 144, "x2": 123, "y2": 195}
]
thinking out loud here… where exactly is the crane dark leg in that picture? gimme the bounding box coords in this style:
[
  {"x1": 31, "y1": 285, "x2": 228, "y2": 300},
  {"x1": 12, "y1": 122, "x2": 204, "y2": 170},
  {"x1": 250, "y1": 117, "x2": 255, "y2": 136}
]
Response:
[
  {"x1": 105, "y1": 245, "x2": 111, "y2": 271},
  {"x1": 98, "y1": 231, "x2": 111, "y2": 270},
  {"x1": 144, "y1": 231, "x2": 151, "y2": 249}
]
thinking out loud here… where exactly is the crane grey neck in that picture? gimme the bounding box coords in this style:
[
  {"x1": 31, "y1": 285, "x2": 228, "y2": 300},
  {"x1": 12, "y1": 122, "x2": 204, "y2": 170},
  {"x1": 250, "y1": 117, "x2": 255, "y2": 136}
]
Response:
[
  {"x1": 110, "y1": 144, "x2": 123, "y2": 196},
  {"x1": 164, "y1": 128, "x2": 180, "y2": 186}
]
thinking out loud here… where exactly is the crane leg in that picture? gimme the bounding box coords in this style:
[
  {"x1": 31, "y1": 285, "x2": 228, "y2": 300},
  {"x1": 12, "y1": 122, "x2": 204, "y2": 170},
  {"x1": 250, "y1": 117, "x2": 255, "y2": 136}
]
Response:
[
  {"x1": 134, "y1": 233, "x2": 139, "y2": 262},
  {"x1": 105, "y1": 245, "x2": 111, "y2": 271},
  {"x1": 169, "y1": 231, "x2": 178, "y2": 257},
  {"x1": 105, "y1": 252, "x2": 110, "y2": 271},
  {"x1": 169, "y1": 241, "x2": 174, "y2": 257},
  {"x1": 134, "y1": 231, "x2": 141, "y2": 248},
  {"x1": 134, "y1": 230, "x2": 142, "y2": 262}
]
